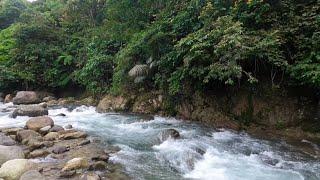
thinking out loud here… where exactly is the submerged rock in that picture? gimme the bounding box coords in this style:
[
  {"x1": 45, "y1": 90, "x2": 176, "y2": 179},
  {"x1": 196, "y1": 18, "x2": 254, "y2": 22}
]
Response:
[
  {"x1": 26, "y1": 116, "x2": 54, "y2": 132},
  {"x1": 13, "y1": 91, "x2": 41, "y2": 105},
  {"x1": 55, "y1": 113, "x2": 66, "y2": 117},
  {"x1": 0, "y1": 159, "x2": 37, "y2": 180},
  {"x1": 158, "y1": 129, "x2": 180, "y2": 142},
  {"x1": 12, "y1": 104, "x2": 48, "y2": 118},
  {"x1": 0, "y1": 145, "x2": 25, "y2": 165},
  {"x1": 65, "y1": 124, "x2": 73, "y2": 129}
]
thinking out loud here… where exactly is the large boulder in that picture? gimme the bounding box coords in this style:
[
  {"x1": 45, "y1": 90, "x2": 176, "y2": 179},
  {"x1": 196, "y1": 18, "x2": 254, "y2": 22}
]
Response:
[
  {"x1": 4, "y1": 94, "x2": 14, "y2": 103},
  {"x1": 158, "y1": 129, "x2": 180, "y2": 142},
  {"x1": 0, "y1": 159, "x2": 37, "y2": 180},
  {"x1": 96, "y1": 95, "x2": 129, "y2": 113},
  {"x1": 20, "y1": 170, "x2": 45, "y2": 180},
  {"x1": 0, "y1": 145, "x2": 25, "y2": 165},
  {"x1": 16, "y1": 130, "x2": 41, "y2": 143},
  {"x1": 12, "y1": 104, "x2": 48, "y2": 118},
  {"x1": 0, "y1": 133, "x2": 16, "y2": 146},
  {"x1": 26, "y1": 116, "x2": 54, "y2": 132},
  {"x1": 62, "y1": 158, "x2": 89, "y2": 171},
  {"x1": 13, "y1": 91, "x2": 41, "y2": 105}
]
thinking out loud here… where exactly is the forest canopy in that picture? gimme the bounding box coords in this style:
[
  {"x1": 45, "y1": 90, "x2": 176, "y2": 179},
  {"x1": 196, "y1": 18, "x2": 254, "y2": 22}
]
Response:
[{"x1": 0, "y1": 0, "x2": 319, "y2": 95}]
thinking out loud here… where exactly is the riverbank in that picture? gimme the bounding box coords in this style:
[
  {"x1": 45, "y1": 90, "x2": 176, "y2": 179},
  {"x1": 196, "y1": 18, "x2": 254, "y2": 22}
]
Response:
[
  {"x1": 1, "y1": 90, "x2": 319, "y2": 155},
  {"x1": 0, "y1": 101, "x2": 129, "y2": 179}
]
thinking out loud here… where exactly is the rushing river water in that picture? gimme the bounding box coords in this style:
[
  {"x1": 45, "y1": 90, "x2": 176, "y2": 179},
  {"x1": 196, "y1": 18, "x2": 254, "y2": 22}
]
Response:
[{"x1": 0, "y1": 103, "x2": 319, "y2": 180}]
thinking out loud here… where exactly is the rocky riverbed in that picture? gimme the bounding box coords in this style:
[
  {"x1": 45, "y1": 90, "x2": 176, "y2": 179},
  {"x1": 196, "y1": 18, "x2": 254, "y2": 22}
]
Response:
[
  {"x1": 0, "y1": 92, "x2": 128, "y2": 180},
  {"x1": 0, "y1": 91, "x2": 319, "y2": 180}
]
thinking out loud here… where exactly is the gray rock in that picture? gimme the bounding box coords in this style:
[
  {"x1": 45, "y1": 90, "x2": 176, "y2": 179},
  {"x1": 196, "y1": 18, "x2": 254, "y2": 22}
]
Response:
[
  {"x1": 0, "y1": 145, "x2": 25, "y2": 165},
  {"x1": 12, "y1": 105, "x2": 48, "y2": 118},
  {"x1": 0, "y1": 133, "x2": 16, "y2": 146},
  {"x1": 13, "y1": 91, "x2": 41, "y2": 105},
  {"x1": 39, "y1": 126, "x2": 51, "y2": 135},
  {"x1": 49, "y1": 125, "x2": 64, "y2": 132},
  {"x1": 52, "y1": 146, "x2": 69, "y2": 154},
  {"x1": 20, "y1": 170, "x2": 45, "y2": 180}
]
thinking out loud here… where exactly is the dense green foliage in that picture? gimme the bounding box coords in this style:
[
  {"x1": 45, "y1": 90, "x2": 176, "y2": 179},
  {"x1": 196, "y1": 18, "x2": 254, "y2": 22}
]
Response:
[{"x1": 0, "y1": 0, "x2": 319, "y2": 95}]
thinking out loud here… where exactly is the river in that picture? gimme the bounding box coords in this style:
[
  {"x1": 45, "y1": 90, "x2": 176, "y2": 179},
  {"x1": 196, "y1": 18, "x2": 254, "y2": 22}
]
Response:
[{"x1": 0, "y1": 103, "x2": 319, "y2": 180}]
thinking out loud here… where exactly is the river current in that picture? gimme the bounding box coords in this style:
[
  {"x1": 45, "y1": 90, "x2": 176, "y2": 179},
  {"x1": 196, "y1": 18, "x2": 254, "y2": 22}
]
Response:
[{"x1": 0, "y1": 103, "x2": 319, "y2": 180}]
